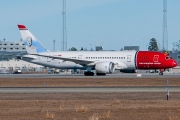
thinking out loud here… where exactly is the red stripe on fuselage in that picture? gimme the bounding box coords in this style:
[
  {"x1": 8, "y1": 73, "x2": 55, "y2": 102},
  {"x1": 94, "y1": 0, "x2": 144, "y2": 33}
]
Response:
[
  {"x1": 136, "y1": 51, "x2": 155, "y2": 69},
  {"x1": 136, "y1": 51, "x2": 162, "y2": 69},
  {"x1": 136, "y1": 51, "x2": 177, "y2": 69}
]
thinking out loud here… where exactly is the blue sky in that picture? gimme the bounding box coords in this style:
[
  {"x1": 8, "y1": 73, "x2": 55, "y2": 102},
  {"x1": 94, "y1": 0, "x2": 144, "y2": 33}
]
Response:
[{"x1": 0, "y1": 0, "x2": 180, "y2": 51}]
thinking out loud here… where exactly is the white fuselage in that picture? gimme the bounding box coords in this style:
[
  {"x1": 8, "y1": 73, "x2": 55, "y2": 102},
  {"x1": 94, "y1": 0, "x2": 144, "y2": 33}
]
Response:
[{"x1": 21, "y1": 51, "x2": 137, "y2": 70}]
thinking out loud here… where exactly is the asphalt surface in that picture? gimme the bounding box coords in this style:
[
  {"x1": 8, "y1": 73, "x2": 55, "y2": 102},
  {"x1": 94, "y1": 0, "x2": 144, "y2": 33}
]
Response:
[
  {"x1": 0, "y1": 86, "x2": 179, "y2": 93},
  {"x1": 0, "y1": 73, "x2": 179, "y2": 93},
  {"x1": 0, "y1": 73, "x2": 180, "y2": 78}
]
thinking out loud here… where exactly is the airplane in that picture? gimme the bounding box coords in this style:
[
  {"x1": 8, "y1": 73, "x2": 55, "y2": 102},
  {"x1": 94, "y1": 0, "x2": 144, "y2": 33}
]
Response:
[{"x1": 17, "y1": 24, "x2": 178, "y2": 76}]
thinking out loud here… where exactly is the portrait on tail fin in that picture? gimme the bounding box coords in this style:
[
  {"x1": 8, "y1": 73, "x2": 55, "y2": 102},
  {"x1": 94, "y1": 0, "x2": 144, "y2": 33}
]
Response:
[
  {"x1": 24, "y1": 37, "x2": 37, "y2": 54},
  {"x1": 26, "y1": 37, "x2": 32, "y2": 47}
]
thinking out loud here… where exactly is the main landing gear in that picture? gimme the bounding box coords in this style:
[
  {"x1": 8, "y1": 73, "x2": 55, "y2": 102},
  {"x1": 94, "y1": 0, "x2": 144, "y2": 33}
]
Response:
[
  {"x1": 84, "y1": 71, "x2": 94, "y2": 76},
  {"x1": 159, "y1": 72, "x2": 163, "y2": 75},
  {"x1": 159, "y1": 69, "x2": 164, "y2": 75},
  {"x1": 84, "y1": 72, "x2": 106, "y2": 76},
  {"x1": 96, "y1": 73, "x2": 106, "y2": 76},
  {"x1": 84, "y1": 67, "x2": 107, "y2": 76}
]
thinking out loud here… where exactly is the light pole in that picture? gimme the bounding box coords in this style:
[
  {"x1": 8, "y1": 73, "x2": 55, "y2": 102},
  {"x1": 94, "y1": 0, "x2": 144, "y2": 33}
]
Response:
[
  {"x1": 89, "y1": 44, "x2": 92, "y2": 51},
  {"x1": 53, "y1": 39, "x2": 55, "y2": 51}
]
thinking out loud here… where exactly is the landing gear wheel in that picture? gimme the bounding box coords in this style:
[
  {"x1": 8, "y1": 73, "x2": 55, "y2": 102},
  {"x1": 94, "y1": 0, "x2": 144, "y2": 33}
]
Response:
[
  {"x1": 159, "y1": 72, "x2": 163, "y2": 75},
  {"x1": 159, "y1": 69, "x2": 164, "y2": 75},
  {"x1": 96, "y1": 73, "x2": 106, "y2": 76},
  {"x1": 84, "y1": 72, "x2": 94, "y2": 76}
]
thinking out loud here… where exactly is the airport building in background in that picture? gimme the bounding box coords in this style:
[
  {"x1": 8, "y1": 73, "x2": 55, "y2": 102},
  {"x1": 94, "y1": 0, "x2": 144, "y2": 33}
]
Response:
[
  {"x1": 124, "y1": 46, "x2": 139, "y2": 51},
  {"x1": 0, "y1": 41, "x2": 27, "y2": 61},
  {"x1": 0, "y1": 41, "x2": 43, "y2": 72},
  {"x1": 95, "y1": 46, "x2": 103, "y2": 51}
]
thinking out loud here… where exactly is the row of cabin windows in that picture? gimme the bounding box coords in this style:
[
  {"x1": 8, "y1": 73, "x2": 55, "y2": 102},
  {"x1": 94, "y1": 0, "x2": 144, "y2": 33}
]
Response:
[
  {"x1": 0, "y1": 44, "x2": 25, "y2": 45},
  {"x1": 138, "y1": 57, "x2": 149, "y2": 59},
  {"x1": 0, "y1": 48, "x2": 26, "y2": 50},
  {"x1": 85, "y1": 57, "x2": 125, "y2": 59},
  {"x1": 69, "y1": 57, "x2": 126, "y2": 59},
  {"x1": 138, "y1": 56, "x2": 172, "y2": 60}
]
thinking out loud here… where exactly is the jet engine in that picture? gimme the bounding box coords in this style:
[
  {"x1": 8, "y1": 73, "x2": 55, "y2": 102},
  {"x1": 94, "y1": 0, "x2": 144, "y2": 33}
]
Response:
[{"x1": 95, "y1": 61, "x2": 115, "y2": 74}]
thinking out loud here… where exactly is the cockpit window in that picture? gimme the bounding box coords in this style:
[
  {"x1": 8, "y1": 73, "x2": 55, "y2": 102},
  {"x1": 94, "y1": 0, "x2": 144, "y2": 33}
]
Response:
[{"x1": 166, "y1": 56, "x2": 172, "y2": 60}]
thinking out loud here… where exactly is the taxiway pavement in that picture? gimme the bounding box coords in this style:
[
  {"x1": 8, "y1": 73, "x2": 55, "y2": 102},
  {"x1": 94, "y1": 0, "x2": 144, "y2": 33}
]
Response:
[
  {"x1": 0, "y1": 86, "x2": 179, "y2": 93},
  {"x1": 0, "y1": 73, "x2": 180, "y2": 78}
]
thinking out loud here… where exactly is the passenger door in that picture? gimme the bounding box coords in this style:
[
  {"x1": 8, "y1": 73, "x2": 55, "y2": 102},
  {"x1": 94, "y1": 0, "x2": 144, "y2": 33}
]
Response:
[
  {"x1": 127, "y1": 55, "x2": 131, "y2": 62},
  {"x1": 78, "y1": 55, "x2": 82, "y2": 59}
]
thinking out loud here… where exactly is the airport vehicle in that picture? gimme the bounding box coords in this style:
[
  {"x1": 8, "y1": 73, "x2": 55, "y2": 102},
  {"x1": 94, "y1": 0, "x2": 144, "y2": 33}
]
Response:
[{"x1": 17, "y1": 24, "x2": 177, "y2": 76}]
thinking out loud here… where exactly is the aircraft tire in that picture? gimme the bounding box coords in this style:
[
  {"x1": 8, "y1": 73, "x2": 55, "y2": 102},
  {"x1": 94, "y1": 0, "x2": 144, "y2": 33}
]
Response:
[
  {"x1": 96, "y1": 73, "x2": 106, "y2": 76},
  {"x1": 84, "y1": 72, "x2": 94, "y2": 76},
  {"x1": 159, "y1": 72, "x2": 163, "y2": 75}
]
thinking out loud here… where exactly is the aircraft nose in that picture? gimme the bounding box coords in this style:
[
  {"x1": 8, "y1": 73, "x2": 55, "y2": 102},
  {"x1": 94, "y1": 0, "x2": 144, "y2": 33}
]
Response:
[{"x1": 172, "y1": 60, "x2": 178, "y2": 67}]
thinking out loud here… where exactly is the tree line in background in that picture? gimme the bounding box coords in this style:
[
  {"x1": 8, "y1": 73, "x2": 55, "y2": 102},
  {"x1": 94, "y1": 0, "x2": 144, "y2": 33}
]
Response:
[
  {"x1": 69, "y1": 47, "x2": 89, "y2": 51},
  {"x1": 69, "y1": 38, "x2": 160, "y2": 51},
  {"x1": 148, "y1": 38, "x2": 159, "y2": 51}
]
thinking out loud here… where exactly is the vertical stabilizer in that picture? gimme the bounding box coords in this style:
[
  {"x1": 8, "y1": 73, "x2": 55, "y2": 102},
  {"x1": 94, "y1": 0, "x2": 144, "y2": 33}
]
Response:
[{"x1": 18, "y1": 24, "x2": 48, "y2": 53}]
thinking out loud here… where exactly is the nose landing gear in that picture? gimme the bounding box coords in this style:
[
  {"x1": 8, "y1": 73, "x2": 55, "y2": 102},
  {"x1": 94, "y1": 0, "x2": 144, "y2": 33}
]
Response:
[
  {"x1": 159, "y1": 69, "x2": 164, "y2": 75},
  {"x1": 159, "y1": 72, "x2": 163, "y2": 75}
]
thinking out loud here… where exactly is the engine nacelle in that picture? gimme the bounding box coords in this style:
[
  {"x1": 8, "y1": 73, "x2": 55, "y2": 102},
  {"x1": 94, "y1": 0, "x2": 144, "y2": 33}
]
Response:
[{"x1": 95, "y1": 61, "x2": 115, "y2": 74}]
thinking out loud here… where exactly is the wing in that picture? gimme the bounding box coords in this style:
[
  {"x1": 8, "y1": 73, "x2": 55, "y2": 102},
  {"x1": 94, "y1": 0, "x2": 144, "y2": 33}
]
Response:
[{"x1": 31, "y1": 54, "x2": 95, "y2": 66}]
